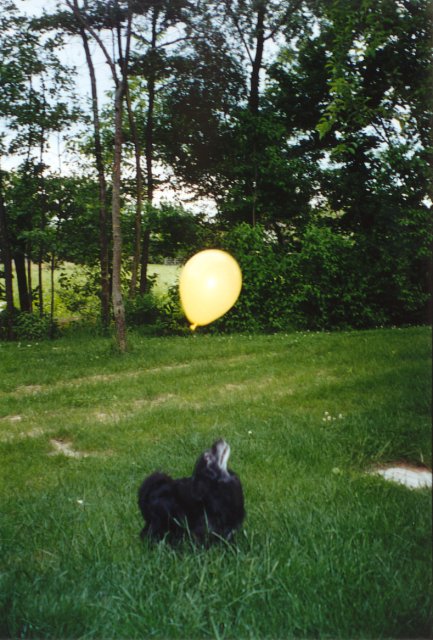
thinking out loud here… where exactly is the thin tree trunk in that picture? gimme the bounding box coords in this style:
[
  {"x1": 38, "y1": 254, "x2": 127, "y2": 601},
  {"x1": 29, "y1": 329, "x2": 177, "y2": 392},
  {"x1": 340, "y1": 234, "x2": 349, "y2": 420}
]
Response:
[
  {"x1": 0, "y1": 172, "x2": 15, "y2": 339},
  {"x1": 50, "y1": 252, "x2": 56, "y2": 338},
  {"x1": 68, "y1": 0, "x2": 129, "y2": 351},
  {"x1": 140, "y1": 229, "x2": 150, "y2": 293},
  {"x1": 248, "y1": 4, "x2": 265, "y2": 116},
  {"x1": 79, "y1": 22, "x2": 111, "y2": 330},
  {"x1": 27, "y1": 256, "x2": 33, "y2": 312},
  {"x1": 112, "y1": 82, "x2": 127, "y2": 352},
  {"x1": 38, "y1": 255, "x2": 44, "y2": 315},
  {"x1": 38, "y1": 113, "x2": 47, "y2": 317},
  {"x1": 140, "y1": 8, "x2": 158, "y2": 294},
  {"x1": 248, "y1": 3, "x2": 265, "y2": 226},
  {"x1": 125, "y1": 81, "x2": 144, "y2": 298},
  {"x1": 14, "y1": 251, "x2": 30, "y2": 312}
]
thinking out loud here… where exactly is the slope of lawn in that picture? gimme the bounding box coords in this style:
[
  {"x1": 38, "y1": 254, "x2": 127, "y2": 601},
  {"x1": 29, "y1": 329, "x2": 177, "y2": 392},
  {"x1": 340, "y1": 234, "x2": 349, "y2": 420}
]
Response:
[{"x1": 0, "y1": 327, "x2": 431, "y2": 639}]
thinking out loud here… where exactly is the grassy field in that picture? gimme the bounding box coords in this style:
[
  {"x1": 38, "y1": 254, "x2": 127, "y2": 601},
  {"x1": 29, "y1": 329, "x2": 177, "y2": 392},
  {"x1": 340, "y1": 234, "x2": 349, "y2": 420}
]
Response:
[{"x1": 0, "y1": 327, "x2": 431, "y2": 639}]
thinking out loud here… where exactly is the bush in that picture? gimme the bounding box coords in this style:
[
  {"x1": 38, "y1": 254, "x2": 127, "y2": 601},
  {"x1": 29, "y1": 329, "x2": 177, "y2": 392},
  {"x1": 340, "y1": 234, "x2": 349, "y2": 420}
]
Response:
[
  {"x1": 216, "y1": 223, "x2": 294, "y2": 332},
  {"x1": 124, "y1": 292, "x2": 161, "y2": 326},
  {"x1": 57, "y1": 267, "x2": 101, "y2": 321},
  {"x1": 0, "y1": 310, "x2": 58, "y2": 341},
  {"x1": 124, "y1": 288, "x2": 190, "y2": 336},
  {"x1": 204, "y1": 221, "x2": 425, "y2": 333},
  {"x1": 287, "y1": 225, "x2": 382, "y2": 330}
]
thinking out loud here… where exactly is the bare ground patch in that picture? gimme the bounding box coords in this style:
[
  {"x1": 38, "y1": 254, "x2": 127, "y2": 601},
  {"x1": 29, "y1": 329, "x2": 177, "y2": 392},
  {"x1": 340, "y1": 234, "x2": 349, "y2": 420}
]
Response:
[
  {"x1": 48, "y1": 438, "x2": 110, "y2": 459},
  {"x1": 0, "y1": 426, "x2": 48, "y2": 443},
  {"x1": 3, "y1": 363, "x2": 191, "y2": 399}
]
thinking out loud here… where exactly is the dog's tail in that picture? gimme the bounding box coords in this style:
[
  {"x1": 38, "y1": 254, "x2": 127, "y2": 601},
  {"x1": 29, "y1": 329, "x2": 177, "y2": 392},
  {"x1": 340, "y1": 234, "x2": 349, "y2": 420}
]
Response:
[
  {"x1": 138, "y1": 471, "x2": 177, "y2": 541},
  {"x1": 138, "y1": 471, "x2": 171, "y2": 506}
]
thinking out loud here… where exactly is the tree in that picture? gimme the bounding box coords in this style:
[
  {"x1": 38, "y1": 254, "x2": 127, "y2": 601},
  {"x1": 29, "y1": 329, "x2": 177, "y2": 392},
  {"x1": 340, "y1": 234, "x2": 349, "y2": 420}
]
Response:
[
  {"x1": 35, "y1": 3, "x2": 112, "y2": 328},
  {"x1": 66, "y1": 0, "x2": 133, "y2": 352},
  {"x1": 157, "y1": 0, "x2": 309, "y2": 226},
  {"x1": 0, "y1": 1, "x2": 77, "y2": 319},
  {"x1": 127, "y1": 0, "x2": 196, "y2": 294},
  {"x1": 156, "y1": 19, "x2": 246, "y2": 206},
  {"x1": 73, "y1": 3, "x2": 111, "y2": 329},
  {"x1": 266, "y1": 0, "x2": 432, "y2": 323}
]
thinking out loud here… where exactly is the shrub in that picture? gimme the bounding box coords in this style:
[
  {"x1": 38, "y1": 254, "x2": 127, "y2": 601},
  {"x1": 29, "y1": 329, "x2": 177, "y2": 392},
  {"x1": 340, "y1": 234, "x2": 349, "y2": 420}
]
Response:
[
  {"x1": 217, "y1": 223, "x2": 293, "y2": 332},
  {"x1": 287, "y1": 225, "x2": 381, "y2": 330},
  {"x1": 57, "y1": 266, "x2": 101, "y2": 321},
  {"x1": 208, "y1": 222, "x2": 416, "y2": 333},
  {"x1": 124, "y1": 292, "x2": 161, "y2": 327},
  {"x1": 0, "y1": 310, "x2": 58, "y2": 341}
]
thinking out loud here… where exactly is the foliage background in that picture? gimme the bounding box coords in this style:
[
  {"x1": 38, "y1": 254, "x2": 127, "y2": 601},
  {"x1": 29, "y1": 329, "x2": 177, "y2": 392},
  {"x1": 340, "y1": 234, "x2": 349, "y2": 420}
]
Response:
[{"x1": 0, "y1": 0, "x2": 431, "y2": 339}]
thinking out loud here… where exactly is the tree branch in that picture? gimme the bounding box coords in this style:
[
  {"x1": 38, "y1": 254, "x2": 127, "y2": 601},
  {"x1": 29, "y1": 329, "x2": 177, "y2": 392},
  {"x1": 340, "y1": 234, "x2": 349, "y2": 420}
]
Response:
[
  {"x1": 65, "y1": 0, "x2": 119, "y2": 85},
  {"x1": 223, "y1": 0, "x2": 254, "y2": 65}
]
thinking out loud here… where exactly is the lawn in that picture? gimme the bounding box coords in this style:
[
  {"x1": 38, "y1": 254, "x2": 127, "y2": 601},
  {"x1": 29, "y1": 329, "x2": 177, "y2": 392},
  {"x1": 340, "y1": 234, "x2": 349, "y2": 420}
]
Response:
[{"x1": 0, "y1": 327, "x2": 431, "y2": 638}]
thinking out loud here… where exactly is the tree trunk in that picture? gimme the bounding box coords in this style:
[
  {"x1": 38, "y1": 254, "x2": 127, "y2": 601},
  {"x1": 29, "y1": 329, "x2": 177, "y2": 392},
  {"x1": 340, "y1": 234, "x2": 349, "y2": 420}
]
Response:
[
  {"x1": 38, "y1": 95, "x2": 48, "y2": 318},
  {"x1": 140, "y1": 229, "x2": 150, "y2": 293},
  {"x1": 38, "y1": 256, "x2": 44, "y2": 315},
  {"x1": 50, "y1": 252, "x2": 56, "y2": 338},
  {"x1": 140, "y1": 7, "x2": 158, "y2": 294},
  {"x1": 248, "y1": 3, "x2": 265, "y2": 116},
  {"x1": 248, "y1": 3, "x2": 266, "y2": 226},
  {"x1": 68, "y1": 0, "x2": 129, "y2": 351},
  {"x1": 27, "y1": 256, "x2": 33, "y2": 312},
  {"x1": 112, "y1": 83, "x2": 127, "y2": 352},
  {"x1": 125, "y1": 82, "x2": 144, "y2": 298},
  {"x1": 14, "y1": 251, "x2": 30, "y2": 312},
  {"x1": 79, "y1": 24, "x2": 111, "y2": 330},
  {"x1": 0, "y1": 173, "x2": 15, "y2": 339}
]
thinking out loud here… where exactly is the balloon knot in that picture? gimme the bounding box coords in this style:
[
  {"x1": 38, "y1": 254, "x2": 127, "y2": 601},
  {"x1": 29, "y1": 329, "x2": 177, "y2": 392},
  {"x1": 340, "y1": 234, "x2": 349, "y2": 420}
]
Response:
[{"x1": 190, "y1": 323, "x2": 197, "y2": 331}]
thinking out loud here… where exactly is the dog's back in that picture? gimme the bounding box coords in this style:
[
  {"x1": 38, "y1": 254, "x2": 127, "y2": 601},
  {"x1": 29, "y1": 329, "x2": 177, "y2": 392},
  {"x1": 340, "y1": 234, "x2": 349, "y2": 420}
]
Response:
[{"x1": 138, "y1": 440, "x2": 245, "y2": 544}]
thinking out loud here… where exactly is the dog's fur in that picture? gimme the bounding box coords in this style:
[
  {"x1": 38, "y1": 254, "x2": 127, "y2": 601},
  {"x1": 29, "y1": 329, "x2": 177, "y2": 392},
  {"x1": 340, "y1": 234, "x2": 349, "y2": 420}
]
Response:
[{"x1": 138, "y1": 439, "x2": 245, "y2": 544}]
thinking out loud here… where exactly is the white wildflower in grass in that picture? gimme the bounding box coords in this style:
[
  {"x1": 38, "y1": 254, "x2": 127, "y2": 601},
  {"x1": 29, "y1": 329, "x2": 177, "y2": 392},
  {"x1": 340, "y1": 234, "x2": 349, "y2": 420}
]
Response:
[{"x1": 323, "y1": 411, "x2": 344, "y2": 423}]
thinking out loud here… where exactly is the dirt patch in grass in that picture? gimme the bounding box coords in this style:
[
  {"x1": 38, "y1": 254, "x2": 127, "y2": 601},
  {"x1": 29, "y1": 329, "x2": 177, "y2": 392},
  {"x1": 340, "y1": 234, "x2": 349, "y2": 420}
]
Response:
[
  {"x1": 49, "y1": 438, "x2": 89, "y2": 458},
  {"x1": 49, "y1": 438, "x2": 110, "y2": 459},
  {"x1": 1, "y1": 414, "x2": 23, "y2": 423},
  {"x1": 5, "y1": 364, "x2": 192, "y2": 398},
  {"x1": 15, "y1": 385, "x2": 43, "y2": 395},
  {"x1": 0, "y1": 426, "x2": 48, "y2": 443}
]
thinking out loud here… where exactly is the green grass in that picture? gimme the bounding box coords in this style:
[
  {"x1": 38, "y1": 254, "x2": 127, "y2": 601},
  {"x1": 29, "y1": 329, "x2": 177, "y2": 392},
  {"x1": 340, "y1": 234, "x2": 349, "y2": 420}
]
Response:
[{"x1": 0, "y1": 327, "x2": 431, "y2": 639}]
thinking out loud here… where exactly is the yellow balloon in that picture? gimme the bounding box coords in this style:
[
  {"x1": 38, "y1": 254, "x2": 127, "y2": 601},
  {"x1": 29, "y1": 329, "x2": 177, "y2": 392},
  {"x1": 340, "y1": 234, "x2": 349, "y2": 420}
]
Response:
[{"x1": 179, "y1": 250, "x2": 242, "y2": 330}]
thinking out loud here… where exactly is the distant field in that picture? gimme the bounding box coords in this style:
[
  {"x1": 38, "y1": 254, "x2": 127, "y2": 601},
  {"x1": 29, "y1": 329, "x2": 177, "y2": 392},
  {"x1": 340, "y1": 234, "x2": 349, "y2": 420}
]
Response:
[
  {"x1": 8, "y1": 262, "x2": 180, "y2": 318},
  {"x1": 146, "y1": 264, "x2": 180, "y2": 296}
]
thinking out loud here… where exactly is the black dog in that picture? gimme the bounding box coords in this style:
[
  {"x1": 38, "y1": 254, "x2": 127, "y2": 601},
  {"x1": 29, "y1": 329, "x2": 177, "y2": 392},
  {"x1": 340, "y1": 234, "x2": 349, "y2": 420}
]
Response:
[{"x1": 138, "y1": 439, "x2": 245, "y2": 545}]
